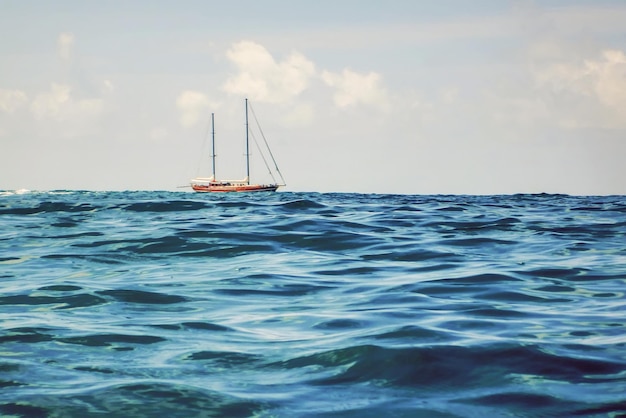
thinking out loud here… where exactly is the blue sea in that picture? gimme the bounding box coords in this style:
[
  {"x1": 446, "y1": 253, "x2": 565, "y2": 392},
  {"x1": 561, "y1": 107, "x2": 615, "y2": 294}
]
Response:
[{"x1": 1, "y1": 191, "x2": 625, "y2": 417}]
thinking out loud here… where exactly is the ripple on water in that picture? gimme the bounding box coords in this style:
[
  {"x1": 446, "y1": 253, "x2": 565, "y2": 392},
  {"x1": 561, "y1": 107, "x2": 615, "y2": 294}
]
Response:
[{"x1": 1, "y1": 191, "x2": 625, "y2": 416}]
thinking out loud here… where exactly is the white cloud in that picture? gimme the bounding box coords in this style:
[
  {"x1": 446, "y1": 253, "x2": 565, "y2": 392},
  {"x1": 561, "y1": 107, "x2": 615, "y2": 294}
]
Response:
[
  {"x1": 588, "y1": 50, "x2": 626, "y2": 109},
  {"x1": 223, "y1": 41, "x2": 315, "y2": 104},
  {"x1": 103, "y1": 79, "x2": 114, "y2": 93},
  {"x1": 58, "y1": 32, "x2": 75, "y2": 60},
  {"x1": 0, "y1": 89, "x2": 28, "y2": 113},
  {"x1": 31, "y1": 83, "x2": 71, "y2": 119},
  {"x1": 533, "y1": 49, "x2": 626, "y2": 129},
  {"x1": 221, "y1": 41, "x2": 391, "y2": 112},
  {"x1": 321, "y1": 69, "x2": 389, "y2": 110},
  {"x1": 176, "y1": 90, "x2": 212, "y2": 128},
  {"x1": 30, "y1": 83, "x2": 103, "y2": 121}
]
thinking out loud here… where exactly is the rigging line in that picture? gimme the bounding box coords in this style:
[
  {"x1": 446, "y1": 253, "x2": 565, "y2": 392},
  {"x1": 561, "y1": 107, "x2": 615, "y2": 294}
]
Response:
[
  {"x1": 248, "y1": 101, "x2": 287, "y2": 185},
  {"x1": 195, "y1": 115, "x2": 213, "y2": 178},
  {"x1": 249, "y1": 128, "x2": 277, "y2": 184}
]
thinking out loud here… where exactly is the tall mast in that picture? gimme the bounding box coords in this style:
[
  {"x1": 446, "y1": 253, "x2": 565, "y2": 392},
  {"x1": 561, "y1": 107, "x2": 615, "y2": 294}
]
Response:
[
  {"x1": 211, "y1": 113, "x2": 215, "y2": 179},
  {"x1": 245, "y1": 98, "x2": 250, "y2": 184}
]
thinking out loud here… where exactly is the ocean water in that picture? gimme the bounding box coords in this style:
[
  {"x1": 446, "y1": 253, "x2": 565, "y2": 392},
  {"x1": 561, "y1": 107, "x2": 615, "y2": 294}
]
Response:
[{"x1": 1, "y1": 190, "x2": 625, "y2": 417}]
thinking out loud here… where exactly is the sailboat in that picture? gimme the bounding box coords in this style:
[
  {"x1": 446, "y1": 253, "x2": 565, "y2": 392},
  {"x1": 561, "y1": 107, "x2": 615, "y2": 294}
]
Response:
[{"x1": 190, "y1": 98, "x2": 285, "y2": 193}]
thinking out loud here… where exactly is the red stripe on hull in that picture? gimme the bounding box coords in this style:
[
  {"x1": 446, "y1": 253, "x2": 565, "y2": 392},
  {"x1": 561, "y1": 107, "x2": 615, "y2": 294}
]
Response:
[{"x1": 191, "y1": 184, "x2": 279, "y2": 193}]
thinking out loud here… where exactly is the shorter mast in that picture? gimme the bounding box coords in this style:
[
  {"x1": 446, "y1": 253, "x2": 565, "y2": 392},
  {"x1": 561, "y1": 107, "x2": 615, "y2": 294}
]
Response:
[
  {"x1": 211, "y1": 113, "x2": 216, "y2": 179},
  {"x1": 245, "y1": 98, "x2": 250, "y2": 185}
]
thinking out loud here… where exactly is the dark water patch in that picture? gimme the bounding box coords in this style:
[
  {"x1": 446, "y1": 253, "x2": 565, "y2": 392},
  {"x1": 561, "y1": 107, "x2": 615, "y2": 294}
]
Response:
[
  {"x1": 0, "y1": 363, "x2": 21, "y2": 372},
  {"x1": 59, "y1": 333, "x2": 166, "y2": 347},
  {"x1": 457, "y1": 392, "x2": 563, "y2": 412},
  {"x1": 181, "y1": 321, "x2": 232, "y2": 331},
  {"x1": 440, "y1": 319, "x2": 503, "y2": 332},
  {"x1": 408, "y1": 262, "x2": 460, "y2": 273},
  {"x1": 522, "y1": 267, "x2": 625, "y2": 282},
  {"x1": 436, "y1": 205, "x2": 466, "y2": 212},
  {"x1": 184, "y1": 244, "x2": 276, "y2": 257},
  {"x1": 534, "y1": 284, "x2": 576, "y2": 293},
  {"x1": 151, "y1": 322, "x2": 232, "y2": 332},
  {"x1": 440, "y1": 237, "x2": 516, "y2": 247},
  {"x1": 363, "y1": 248, "x2": 454, "y2": 262},
  {"x1": 573, "y1": 400, "x2": 626, "y2": 416},
  {"x1": 461, "y1": 393, "x2": 626, "y2": 417},
  {"x1": 313, "y1": 319, "x2": 366, "y2": 330},
  {"x1": 0, "y1": 293, "x2": 107, "y2": 309},
  {"x1": 97, "y1": 289, "x2": 188, "y2": 304},
  {"x1": 417, "y1": 284, "x2": 476, "y2": 295},
  {"x1": 593, "y1": 292, "x2": 619, "y2": 298},
  {"x1": 480, "y1": 290, "x2": 561, "y2": 303},
  {"x1": 465, "y1": 307, "x2": 534, "y2": 318},
  {"x1": 440, "y1": 273, "x2": 522, "y2": 285},
  {"x1": 215, "y1": 283, "x2": 331, "y2": 297},
  {"x1": 569, "y1": 272, "x2": 626, "y2": 282},
  {"x1": 280, "y1": 344, "x2": 626, "y2": 388},
  {"x1": 71, "y1": 237, "x2": 144, "y2": 248},
  {"x1": 0, "y1": 379, "x2": 24, "y2": 388},
  {"x1": 522, "y1": 267, "x2": 588, "y2": 280},
  {"x1": 426, "y1": 217, "x2": 521, "y2": 232},
  {"x1": 52, "y1": 231, "x2": 104, "y2": 239},
  {"x1": 0, "y1": 403, "x2": 48, "y2": 418},
  {"x1": 50, "y1": 220, "x2": 79, "y2": 227},
  {"x1": 74, "y1": 365, "x2": 115, "y2": 374},
  {"x1": 175, "y1": 227, "x2": 219, "y2": 238},
  {"x1": 123, "y1": 200, "x2": 208, "y2": 212},
  {"x1": 371, "y1": 325, "x2": 448, "y2": 342},
  {"x1": 38, "y1": 285, "x2": 83, "y2": 292},
  {"x1": 185, "y1": 351, "x2": 263, "y2": 366},
  {"x1": 296, "y1": 231, "x2": 377, "y2": 252},
  {"x1": 314, "y1": 266, "x2": 381, "y2": 276},
  {"x1": 133, "y1": 236, "x2": 208, "y2": 254},
  {"x1": 0, "y1": 201, "x2": 98, "y2": 215},
  {"x1": 0, "y1": 328, "x2": 54, "y2": 344},
  {"x1": 570, "y1": 330, "x2": 595, "y2": 337},
  {"x1": 277, "y1": 199, "x2": 327, "y2": 210},
  {"x1": 74, "y1": 235, "x2": 255, "y2": 257}
]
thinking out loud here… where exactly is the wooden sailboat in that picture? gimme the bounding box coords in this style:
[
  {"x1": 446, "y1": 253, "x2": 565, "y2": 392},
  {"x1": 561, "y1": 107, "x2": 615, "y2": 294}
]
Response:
[{"x1": 190, "y1": 99, "x2": 285, "y2": 193}]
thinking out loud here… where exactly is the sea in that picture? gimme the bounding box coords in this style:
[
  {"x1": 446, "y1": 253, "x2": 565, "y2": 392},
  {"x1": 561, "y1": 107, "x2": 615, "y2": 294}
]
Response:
[{"x1": 1, "y1": 190, "x2": 625, "y2": 417}]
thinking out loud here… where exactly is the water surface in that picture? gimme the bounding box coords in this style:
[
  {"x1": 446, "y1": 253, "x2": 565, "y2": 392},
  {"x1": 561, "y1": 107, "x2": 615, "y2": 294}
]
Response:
[{"x1": 1, "y1": 191, "x2": 625, "y2": 417}]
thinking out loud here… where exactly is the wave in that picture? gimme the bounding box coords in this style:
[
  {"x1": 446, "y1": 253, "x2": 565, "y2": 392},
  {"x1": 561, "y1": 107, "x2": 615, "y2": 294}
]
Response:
[
  {"x1": 0, "y1": 382, "x2": 269, "y2": 418},
  {"x1": 2, "y1": 191, "x2": 626, "y2": 416}
]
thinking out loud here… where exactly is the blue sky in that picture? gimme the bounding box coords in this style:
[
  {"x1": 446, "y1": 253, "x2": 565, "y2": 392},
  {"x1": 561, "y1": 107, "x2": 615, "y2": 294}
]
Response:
[{"x1": 1, "y1": 0, "x2": 625, "y2": 194}]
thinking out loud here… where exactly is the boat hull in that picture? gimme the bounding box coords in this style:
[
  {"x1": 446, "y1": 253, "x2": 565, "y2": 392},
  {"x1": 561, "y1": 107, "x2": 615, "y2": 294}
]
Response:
[{"x1": 191, "y1": 183, "x2": 279, "y2": 193}]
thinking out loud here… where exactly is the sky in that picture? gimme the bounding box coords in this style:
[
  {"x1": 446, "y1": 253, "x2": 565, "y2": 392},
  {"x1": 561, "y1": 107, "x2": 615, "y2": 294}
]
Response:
[{"x1": 1, "y1": 0, "x2": 625, "y2": 195}]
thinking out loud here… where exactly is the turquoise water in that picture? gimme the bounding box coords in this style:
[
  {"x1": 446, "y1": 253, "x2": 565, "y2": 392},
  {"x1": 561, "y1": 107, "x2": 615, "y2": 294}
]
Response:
[{"x1": 1, "y1": 191, "x2": 625, "y2": 417}]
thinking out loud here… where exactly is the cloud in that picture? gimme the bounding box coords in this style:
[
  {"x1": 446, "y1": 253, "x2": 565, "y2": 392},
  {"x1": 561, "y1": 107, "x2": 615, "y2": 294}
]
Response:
[
  {"x1": 321, "y1": 69, "x2": 389, "y2": 109},
  {"x1": 176, "y1": 90, "x2": 212, "y2": 128},
  {"x1": 30, "y1": 84, "x2": 71, "y2": 119},
  {"x1": 587, "y1": 50, "x2": 626, "y2": 110},
  {"x1": 103, "y1": 79, "x2": 114, "y2": 93},
  {"x1": 221, "y1": 41, "x2": 391, "y2": 112},
  {"x1": 533, "y1": 49, "x2": 626, "y2": 129},
  {"x1": 223, "y1": 41, "x2": 315, "y2": 104},
  {"x1": 0, "y1": 89, "x2": 28, "y2": 113},
  {"x1": 30, "y1": 83, "x2": 104, "y2": 121},
  {"x1": 58, "y1": 32, "x2": 75, "y2": 60}
]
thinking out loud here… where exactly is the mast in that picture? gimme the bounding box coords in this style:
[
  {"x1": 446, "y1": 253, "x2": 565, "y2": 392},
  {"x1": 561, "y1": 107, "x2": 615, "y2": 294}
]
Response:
[
  {"x1": 245, "y1": 98, "x2": 250, "y2": 184},
  {"x1": 211, "y1": 113, "x2": 215, "y2": 179}
]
